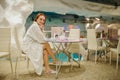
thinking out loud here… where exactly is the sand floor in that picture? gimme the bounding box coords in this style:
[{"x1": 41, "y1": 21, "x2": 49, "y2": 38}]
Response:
[{"x1": 0, "y1": 57, "x2": 120, "y2": 80}]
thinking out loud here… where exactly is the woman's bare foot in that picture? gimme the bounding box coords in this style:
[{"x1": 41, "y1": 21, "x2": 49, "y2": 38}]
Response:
[{"x1": 45, "y1": 69, "x2": 57, "y2": 74}]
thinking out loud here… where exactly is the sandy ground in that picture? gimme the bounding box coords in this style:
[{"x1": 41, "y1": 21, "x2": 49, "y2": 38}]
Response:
[{"x1": 0, "y1": 56, "x2": 120, "y2": 80}]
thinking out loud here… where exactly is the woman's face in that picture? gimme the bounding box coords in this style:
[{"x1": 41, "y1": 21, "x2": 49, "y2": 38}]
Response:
[{"x1": 36, "y1": 15, "x2": 46, "y2": 26}]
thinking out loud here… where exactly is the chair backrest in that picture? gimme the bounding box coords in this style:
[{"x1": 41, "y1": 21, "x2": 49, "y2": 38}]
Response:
[
  {"x1": 51, "y1": 27, "x2": 64, "y2": 38},
  {"x1": 117, "y1": 37, "x2": 120, "y2": 53},
  {"x1": 0, "y1": 27, "x2": 13, "y2": 73},
  {"x1": 68, "y1": 29, "x2": 80, "y2": 41},
  {"x1": 0, "y1": 27, "x2": 11, "y2": 52},
  {"x1": 87, "y1": 29, "x2": 97, "y2": 50},
  {"x1": 68, "y1": 29, "x2": 81, "y2": 53},
  {"x1": 13, "y1": 27, "x2": 25, "y2": 56},
  {"x1": 118, "y1": 29, "x2": 120, "y2": 36},
  {"x1": 117, "y1": 29, "x2": 120, "y2": 53}
]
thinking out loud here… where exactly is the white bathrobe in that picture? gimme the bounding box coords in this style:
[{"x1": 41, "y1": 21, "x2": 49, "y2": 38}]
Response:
[{"x1": 22, "y1": 22, "x2": 46, "y2": 75}]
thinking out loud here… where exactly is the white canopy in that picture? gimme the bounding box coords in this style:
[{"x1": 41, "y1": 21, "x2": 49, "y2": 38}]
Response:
[{"x1": 33, "y1": 0, "x2": 120, "y2": 17}]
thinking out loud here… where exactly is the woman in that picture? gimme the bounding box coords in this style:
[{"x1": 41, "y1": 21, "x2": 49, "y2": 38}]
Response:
[{"x1": 22, "y1": 13, "x2": 57, "y2": 75}]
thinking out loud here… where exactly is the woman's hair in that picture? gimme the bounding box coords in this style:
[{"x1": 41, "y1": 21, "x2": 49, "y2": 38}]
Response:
[{"x1": 34, "y1": 13, "x2": 46, "y2": 24}]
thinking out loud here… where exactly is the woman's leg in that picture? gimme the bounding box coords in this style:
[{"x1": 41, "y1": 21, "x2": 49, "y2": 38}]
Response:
[
  {"x1": 43, "y1": 49, "x2": 51, "y2": 72},
  {"x1": 43, "y1": 42, "x2": 56, "y2": 63}
]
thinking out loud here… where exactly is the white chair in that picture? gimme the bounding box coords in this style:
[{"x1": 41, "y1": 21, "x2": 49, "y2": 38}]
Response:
[
  {"x1": 68, "y1": 29, "x2": 80, "y2": 54},
  {"x1": 0, "y1": 27, "x2": 13, "y2": 73},
  {"x1": 68, "y1": 29, "x2": 80, "y2": 41},
  {"x1": 13, "y1": 27, "x2": 29, "y2": 76},
  {"x1": 50, "y1": 27, "x2": 64, "y2": 51},
  {"x1": 87, "y1": 29, "x2": 106, "y2": 64},
  {"x1": 51, "y1": 27, "x2": 64, "y2": 38},
  {"x1": 109, "y1": 29, "x2": 120, "y2": 69},
  {"x1": 68, "y1": 29, "x2": 86, "y2": 61}
]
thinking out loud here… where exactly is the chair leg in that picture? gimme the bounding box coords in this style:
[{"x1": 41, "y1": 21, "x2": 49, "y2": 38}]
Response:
[
  {"x1": 116, "y1": 53, "x2": 119, "y2": 70},
  {"x1": 26, "y1": 57, "x2": 29, "y2": 70},
  {"x1": 95, "y1": 50, "x2": 97, "y2": 64},
  {"x1": 77, "y1": 53, "x2": 80, "y2": 61},
  {"x1": 14, "y1": 54, "x2": 22, "y2": 79},
  {"x1": 70, "y1": 53, "x2": 74, "y2": 70},
  {"x1": 104, "y1": 50, "x2": 107, "y2": 63},
  {"x1": 15, "y1": 57, "x2": 18, "y2": 74},
  {"x1": 109, "y1": 51, "x2": 112, "y2": 64},
  {"x1": 9, "y1": 52, "x2": 13, "y2": 73},
  {"x1": 87, "y1": 49, "x2": 90, "y2": 60}
]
